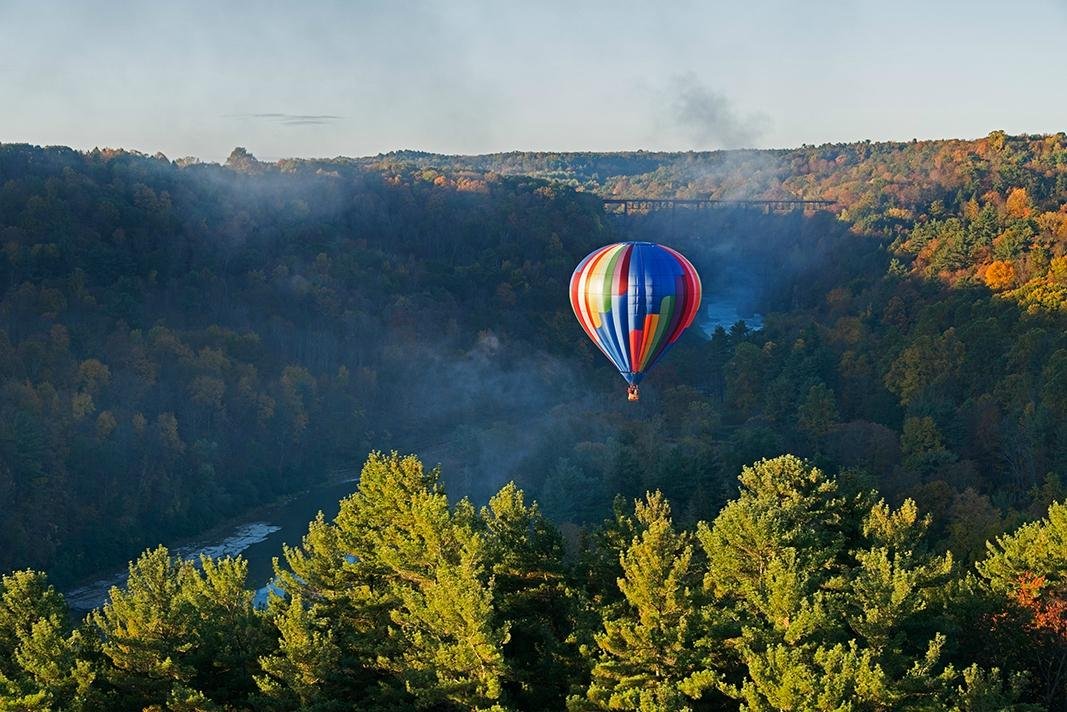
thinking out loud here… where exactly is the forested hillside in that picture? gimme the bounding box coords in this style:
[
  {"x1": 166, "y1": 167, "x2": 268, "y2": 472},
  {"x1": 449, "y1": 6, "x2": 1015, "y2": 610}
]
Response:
[
  {"x1": 383, "y1": 131, "x2": 1067, "y2": 304},
  {"x1": 2, "y1": 131, "x2": 1067, "y2": 599},
  {"x1": 0, "y1": 144, "x2": 609, "y2": 582},
  {"x1": 372, "y1": 131, "x2": 1067, "y2": 565},
  {"x1": 2, "y1": 130, "x2": 1067, "y2": 589}
]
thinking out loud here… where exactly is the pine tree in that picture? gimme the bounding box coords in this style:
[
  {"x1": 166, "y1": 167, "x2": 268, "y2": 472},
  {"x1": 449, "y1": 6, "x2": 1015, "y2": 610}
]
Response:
[
  {"x1": 847, "y1": 499, "x2": 953, "y2": 676},
  {"x1": 698, "y1": 455, "x2": 853, "y2": 613},
  {"x1": 91, "y1": 546, "x2": 196, "y2": 708},
  {"x1": 577, "y1": 492, "x2": 727, "y2": 711},
  {"x1": 255, "y1": 594, "x2": 343, "y2": 711},
  {"x1": 576, "y1": 495, "x2": 638, "y2": 615},
  {"x1": 0, "y1": 571, "x2": 66, "y2": 680},
  {"x1": 274, "y1": 452, "x2": 509, "y2": 709},
  {"x1": 8, "y1": 620, "x2": 98, "y2": 711},
  {"x1": 91, "y1": 547, "x2": 267, "y2": 709},
  {"x1": 178, "y1": 556, "x2": 272, "y2": 707},
  {"x1": 480, "y1": 482, "x2": 586, "y2": 709},
  {"x1": 272, "y1": 508, "x2": 386, "y2": 705},
  {"x1": 378, "y1": 490, "x2": 507, "y2": 710},
  {"x1": 0, "y1": 571, "x2": 97, "y2": 710},
  {"x1": 699, "y1": 456, "x2": 992, "y2": 709}
]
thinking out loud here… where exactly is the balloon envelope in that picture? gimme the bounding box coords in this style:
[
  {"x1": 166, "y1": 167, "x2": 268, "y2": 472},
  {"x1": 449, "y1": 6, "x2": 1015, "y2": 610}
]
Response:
[{"x1": 569, "y1": 241, "x2": 702, "y2": 386}]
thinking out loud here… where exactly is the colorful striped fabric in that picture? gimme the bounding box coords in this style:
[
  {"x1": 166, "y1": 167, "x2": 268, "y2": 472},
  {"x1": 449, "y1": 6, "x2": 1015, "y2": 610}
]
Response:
[{"x1": 569, "y1": 241, "x2": 702, "y2": 386}]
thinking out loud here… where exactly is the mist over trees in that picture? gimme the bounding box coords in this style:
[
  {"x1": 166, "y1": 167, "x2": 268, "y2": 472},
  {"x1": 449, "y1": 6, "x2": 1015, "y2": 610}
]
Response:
[
  {"x1": 0, "y1": 144, "x2": 610, "y2": 583},
  {"x1": 2, "y1": 131, "x2": 1067, "y2": 707},
  {"x1": 2, "y1": 133, "x2": 1067, "y2": 587}
]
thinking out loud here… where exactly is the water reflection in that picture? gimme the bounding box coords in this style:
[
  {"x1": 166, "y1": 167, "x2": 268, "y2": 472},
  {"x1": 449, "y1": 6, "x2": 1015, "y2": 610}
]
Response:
[{"x1": 700, "y1": 298, "x2": 763, "y2": 336}]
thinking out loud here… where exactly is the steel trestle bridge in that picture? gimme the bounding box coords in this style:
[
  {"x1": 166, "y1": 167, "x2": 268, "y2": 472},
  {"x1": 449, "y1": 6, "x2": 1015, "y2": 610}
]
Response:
[{"x1": 602, "y1": 197, "x2": 835, "y2": 214}]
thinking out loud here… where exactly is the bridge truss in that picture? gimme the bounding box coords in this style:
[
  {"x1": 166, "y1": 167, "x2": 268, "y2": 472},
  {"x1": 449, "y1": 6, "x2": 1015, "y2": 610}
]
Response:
[{"x1": 602, "y1": 197, "x2": 835, "y2": 214}]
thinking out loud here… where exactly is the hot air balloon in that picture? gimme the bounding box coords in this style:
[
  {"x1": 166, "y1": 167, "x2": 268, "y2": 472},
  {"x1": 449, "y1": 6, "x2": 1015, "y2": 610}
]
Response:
[{"x1": 569, "y1": 241, "x2": 702, "y2": 401}]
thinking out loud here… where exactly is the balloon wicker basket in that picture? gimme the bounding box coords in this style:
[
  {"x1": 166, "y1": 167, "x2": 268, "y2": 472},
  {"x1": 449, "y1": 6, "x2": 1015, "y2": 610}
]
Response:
[{"x1": 627, "y1": 384, "x2": 640, "y2": 402}]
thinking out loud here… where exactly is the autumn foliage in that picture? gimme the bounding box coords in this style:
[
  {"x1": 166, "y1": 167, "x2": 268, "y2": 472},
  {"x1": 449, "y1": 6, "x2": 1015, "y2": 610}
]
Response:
[{"x1": 984, "y1": 260, "x2": 1017, "y2": 290}]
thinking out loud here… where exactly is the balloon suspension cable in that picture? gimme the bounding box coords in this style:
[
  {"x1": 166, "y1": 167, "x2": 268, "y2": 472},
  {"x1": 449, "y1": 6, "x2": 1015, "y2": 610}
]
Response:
[{"x1": 627, "y1": 384, "x2": 640, "y2": 402}]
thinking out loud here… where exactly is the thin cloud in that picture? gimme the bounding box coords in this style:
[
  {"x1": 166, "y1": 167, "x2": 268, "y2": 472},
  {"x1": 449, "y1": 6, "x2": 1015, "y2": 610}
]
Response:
[{"x1": 224, "y1": 113, "x2": 344, "y2": 127}]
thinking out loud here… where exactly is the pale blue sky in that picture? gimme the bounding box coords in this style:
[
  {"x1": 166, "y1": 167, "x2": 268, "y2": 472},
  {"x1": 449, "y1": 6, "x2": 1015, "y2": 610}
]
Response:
[{"x1": 1, "y1": 0, "x2": 1065, "y2": 161}]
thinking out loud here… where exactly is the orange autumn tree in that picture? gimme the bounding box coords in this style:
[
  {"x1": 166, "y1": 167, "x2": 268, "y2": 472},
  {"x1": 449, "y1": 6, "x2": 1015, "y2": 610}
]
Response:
[
  {"x1": 979, "y1": 501, "x2": 1067, "y2": 706},
  {"x1": 1006, "y1": 187, "x2": 1033, "y2": 219},
  {"x1": 984, "y1": 260, "x2": 1016, "y2": 290},
  {"x1": 1015, "y1": 575, "x2": 1067, "y2": 642}
]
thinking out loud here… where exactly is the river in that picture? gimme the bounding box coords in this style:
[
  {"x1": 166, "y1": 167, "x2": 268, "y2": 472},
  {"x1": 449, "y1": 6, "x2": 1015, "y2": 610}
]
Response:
[
  {"x1": 64, "y1": 476, "x2": 360, "y2": 612},
  {"x1": 699, "y1": 297, "x2": 763, "y2": 335}
]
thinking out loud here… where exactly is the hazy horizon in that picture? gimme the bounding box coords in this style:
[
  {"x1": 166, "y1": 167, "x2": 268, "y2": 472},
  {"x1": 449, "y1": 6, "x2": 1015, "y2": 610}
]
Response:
[{"x1": 7, "y1": 129, "x2": 1059, "y2": 167}]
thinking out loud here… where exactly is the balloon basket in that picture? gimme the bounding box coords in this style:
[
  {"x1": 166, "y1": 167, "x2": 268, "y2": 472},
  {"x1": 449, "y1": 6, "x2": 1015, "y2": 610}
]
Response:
[{"x1": 627, "y1": 384, "x2": 640, "y2": 402}]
